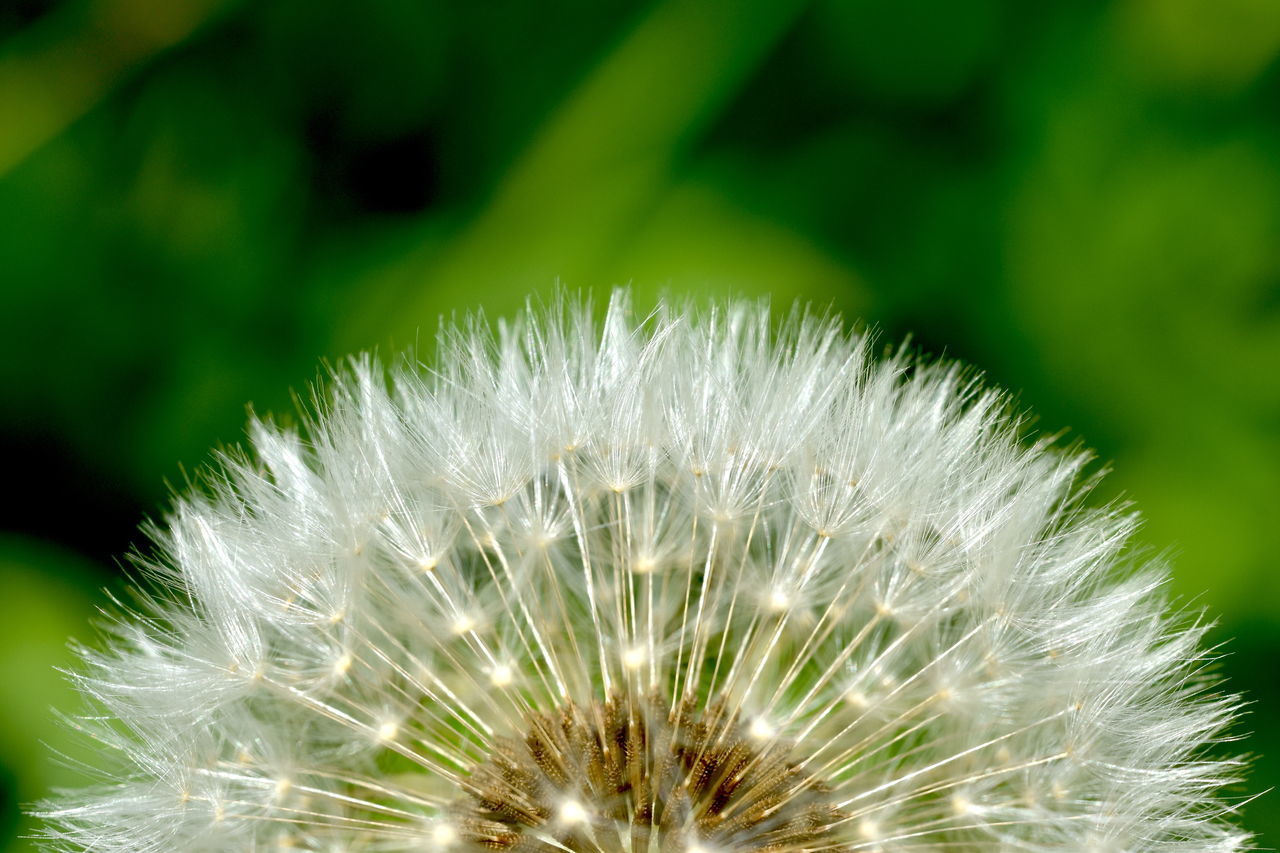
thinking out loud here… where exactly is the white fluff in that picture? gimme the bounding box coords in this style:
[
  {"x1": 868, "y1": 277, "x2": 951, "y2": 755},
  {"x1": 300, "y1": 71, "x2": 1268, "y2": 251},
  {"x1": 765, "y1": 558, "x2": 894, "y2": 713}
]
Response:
[{"x1": 39, "y1": 292, "x2": 1248, "y2": 851}]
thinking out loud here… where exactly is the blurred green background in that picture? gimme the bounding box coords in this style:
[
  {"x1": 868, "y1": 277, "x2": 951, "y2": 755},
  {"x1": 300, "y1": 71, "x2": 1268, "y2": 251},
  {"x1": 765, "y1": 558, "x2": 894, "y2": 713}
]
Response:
[{"x1": 1, "y1": 0, "x2": 1277, "y2": 847}]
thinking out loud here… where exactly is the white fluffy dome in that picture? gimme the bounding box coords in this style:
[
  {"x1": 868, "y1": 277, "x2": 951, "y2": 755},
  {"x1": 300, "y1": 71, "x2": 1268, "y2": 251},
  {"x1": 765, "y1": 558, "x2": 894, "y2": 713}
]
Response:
[{"x1": 41, "y1": 293, "x2": 1248, "y2": 852}]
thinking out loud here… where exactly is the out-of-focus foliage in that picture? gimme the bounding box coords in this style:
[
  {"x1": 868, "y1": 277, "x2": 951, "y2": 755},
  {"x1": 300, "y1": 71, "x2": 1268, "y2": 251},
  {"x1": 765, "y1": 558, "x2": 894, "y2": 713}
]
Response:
[
  {"x1": 0, "y1": 0, "x2": 1276, "y2": 847},
  {"x1": 0, "y1": 540, "x2": 101, "y2": 852}
]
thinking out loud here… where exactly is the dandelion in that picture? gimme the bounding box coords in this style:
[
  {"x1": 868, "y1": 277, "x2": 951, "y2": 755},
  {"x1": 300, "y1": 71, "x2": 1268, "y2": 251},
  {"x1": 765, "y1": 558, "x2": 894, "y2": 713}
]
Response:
[{"x1": 40, "y1": 292, "x2": 1249, "y2": 851}]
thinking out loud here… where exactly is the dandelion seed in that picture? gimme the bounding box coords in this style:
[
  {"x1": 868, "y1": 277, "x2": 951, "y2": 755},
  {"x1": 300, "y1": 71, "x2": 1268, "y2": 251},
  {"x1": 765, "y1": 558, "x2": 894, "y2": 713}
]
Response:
[
  {"x1": 558, "y1": 800, "x2": 590, "y2": 826},
  {"x1": 432, "y1": 822, "x2": 458, "y2": 847},
  {"x1": 38, "y1": 291, "x2": 1250, "y2": 852},
  {"x1": 375, "y1": 719, "x2": 400, "y2": 743}
]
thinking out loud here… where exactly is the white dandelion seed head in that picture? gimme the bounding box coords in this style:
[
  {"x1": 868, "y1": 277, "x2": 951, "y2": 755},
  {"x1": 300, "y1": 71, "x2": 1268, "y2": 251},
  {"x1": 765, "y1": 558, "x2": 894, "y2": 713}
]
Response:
[{"x1": 38, "y1": 291, "x2": 1250, "y2": 852}]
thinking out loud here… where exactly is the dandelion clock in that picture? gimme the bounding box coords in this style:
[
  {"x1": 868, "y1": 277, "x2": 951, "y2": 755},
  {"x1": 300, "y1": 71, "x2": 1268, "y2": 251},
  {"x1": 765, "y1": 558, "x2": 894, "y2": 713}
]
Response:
[{"x1": 39, "y1": 292, "x2": 1249, "y2": 852}]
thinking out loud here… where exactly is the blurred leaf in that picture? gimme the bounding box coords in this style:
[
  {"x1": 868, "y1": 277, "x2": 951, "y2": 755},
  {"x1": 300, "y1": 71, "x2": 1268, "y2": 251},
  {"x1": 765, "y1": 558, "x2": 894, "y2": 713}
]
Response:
[
  {"x1": 608, "y1": 174, "x2": 865, "y2": 313},
  {"x1": 1114, "y1": 0, "x2": 1280, "y2": 92},
  {"x1": 0, "y1": 0, "x2": 239, "y2": 176},
  {"x1": 811, "y1": 0, "x2": 1005, "y2": 103},
  {"x1": 343, "y1": 0, "x2": 812, "y2": 346},
  {"x1": 0, "y1": 539, "x2": 105, "y2": 853}
]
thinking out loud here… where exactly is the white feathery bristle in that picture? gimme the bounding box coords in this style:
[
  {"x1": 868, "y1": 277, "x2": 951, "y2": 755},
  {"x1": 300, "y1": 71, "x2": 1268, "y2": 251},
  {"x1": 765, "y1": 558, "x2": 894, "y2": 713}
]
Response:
[{"x1": 38, "y1": 291, "x2": 1249, "y2": 852}]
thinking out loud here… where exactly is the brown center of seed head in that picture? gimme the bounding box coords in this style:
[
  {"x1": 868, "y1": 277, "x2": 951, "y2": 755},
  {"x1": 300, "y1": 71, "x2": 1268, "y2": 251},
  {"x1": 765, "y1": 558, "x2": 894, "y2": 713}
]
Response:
[{"x1": 451, "y1": 691, "x2": 848, "y2": 852}]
